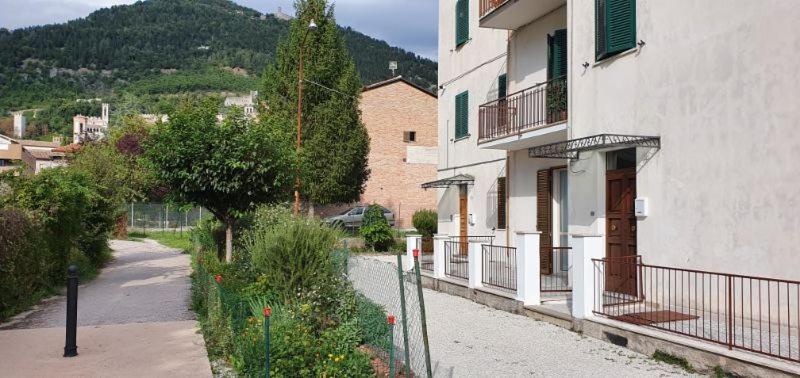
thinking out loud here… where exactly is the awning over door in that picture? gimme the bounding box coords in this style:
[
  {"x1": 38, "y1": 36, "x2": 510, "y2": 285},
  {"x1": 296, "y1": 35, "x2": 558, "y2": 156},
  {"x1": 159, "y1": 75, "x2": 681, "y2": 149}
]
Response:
[
  {"x1": 528, "y1": 134, "x2": 660, "y2": 160},
  {"x1": 420, "y1": 174, "x2": 475, "y2": 189}
]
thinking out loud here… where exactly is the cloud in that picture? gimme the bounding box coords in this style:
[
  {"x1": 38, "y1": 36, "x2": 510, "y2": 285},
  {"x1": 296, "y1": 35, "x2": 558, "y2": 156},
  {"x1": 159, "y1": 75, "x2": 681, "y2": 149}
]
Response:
[{"x1": 0, "y1": 0, "x2": 438, "y2": 60}]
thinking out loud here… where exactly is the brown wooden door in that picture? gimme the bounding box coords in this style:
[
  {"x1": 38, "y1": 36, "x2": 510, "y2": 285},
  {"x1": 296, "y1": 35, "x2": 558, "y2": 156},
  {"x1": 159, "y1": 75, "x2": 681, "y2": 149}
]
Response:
[
  {"x1": 536, "y1": 169, "x2": 553, "y2": 274},
  {"x1": 458, "y1": 185, "x2": 468, "y2": 255},
  {"x1": 605, "y1": 167, "x2": 637, "y2": 296}
]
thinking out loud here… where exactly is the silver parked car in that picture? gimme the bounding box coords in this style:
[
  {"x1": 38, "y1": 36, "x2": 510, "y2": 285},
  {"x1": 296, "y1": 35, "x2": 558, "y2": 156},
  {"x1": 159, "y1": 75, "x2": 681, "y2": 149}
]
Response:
[{"x1": 324, "y1": 205, "x2": 395, "y2": 229}]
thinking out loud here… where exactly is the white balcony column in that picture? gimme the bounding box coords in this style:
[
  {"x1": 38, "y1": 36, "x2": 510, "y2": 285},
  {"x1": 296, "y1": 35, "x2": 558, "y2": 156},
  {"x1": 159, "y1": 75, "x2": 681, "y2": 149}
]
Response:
[
  {"x1": 433, "y1": 234, "x2": 448, "y2": 278},
  {"x1": 571, "y1": 234, "x2": 605, "y2": 319},
  {"x1": 515, "y1": 231, "x2": 541, "y2": 306},
  {"x1": 405, "y1": 234, "x2": 421, "y2": 270},
  {"x1": 468, "y1": 242, "x2": 483, "y2": 288}
]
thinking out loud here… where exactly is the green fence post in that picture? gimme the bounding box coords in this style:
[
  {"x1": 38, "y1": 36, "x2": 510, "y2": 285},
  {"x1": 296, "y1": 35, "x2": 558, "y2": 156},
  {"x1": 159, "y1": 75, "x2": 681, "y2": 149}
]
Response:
[
  {"x1": 263, "y1": 307, "x2": 271, "y2": 378},
  {"x1": 395, "y1": 253, "x2": 412, "y2": 377},
  {"x1": 413, "y1": 249, "x2": 433, "y2": 378},
  {"x1": 388, "y1": 315, "x2": 396, "y2": 378}
]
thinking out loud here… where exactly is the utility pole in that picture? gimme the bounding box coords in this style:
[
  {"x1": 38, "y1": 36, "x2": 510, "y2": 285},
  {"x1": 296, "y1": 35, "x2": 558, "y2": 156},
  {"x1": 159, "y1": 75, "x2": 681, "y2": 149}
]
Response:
[{"x1": 293, "y1": 19, "x2": 318, "y2": 215}]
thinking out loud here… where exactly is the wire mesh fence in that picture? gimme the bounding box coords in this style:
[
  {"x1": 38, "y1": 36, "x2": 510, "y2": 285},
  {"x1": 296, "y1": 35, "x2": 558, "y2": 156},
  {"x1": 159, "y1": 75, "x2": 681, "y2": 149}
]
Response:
[
  {"x1": 347, "y1": 253, "x2": 432, "y2": 377},
  {"x1": 127, "y1": 203, "x2": 208, "y2": 233}
]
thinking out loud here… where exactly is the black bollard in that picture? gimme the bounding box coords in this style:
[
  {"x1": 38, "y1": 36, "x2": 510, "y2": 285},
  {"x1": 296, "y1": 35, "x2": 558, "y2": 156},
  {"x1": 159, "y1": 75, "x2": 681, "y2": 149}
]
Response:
[{"x1": 64, "y1": 265, "x2": 78, "y2": 357}]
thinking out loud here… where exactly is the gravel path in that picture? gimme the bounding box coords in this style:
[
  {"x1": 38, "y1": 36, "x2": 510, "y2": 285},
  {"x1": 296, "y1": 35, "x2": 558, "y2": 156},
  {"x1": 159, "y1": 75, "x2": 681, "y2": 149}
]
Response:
[
  {"x1": 424, "y1": 289, "x2": 697, "y2": 377},
  {"x1": 2, "y1": 239, "x2": 194, "y2": 329}
]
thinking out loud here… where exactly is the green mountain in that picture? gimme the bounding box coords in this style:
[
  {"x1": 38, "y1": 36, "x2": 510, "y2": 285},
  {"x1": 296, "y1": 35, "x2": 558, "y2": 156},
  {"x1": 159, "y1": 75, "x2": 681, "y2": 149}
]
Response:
[{"x1": 0, "y1": 0, "x2": 438, "y2": 117}]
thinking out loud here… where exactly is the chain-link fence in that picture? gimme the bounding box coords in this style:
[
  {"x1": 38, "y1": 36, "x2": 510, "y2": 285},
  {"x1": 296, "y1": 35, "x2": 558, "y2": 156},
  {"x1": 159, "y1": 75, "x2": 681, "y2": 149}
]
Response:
[
  {"x1": 347, "y1": 253, "x2": 432, "y2": 377},
  {"x1": 127, "y1": 203, "x2": 208, "y2": 232}
]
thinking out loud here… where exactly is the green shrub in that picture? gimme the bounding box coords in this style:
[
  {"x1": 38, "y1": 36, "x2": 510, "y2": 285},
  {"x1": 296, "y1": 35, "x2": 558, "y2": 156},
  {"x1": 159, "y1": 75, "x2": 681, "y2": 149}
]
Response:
[
  {"x1": 247, "y1": 216, "x2": 340, "y2": 302},
  {"x1": 360, "y1": 204, "x2": 393, "y2": 251},
  {"x1": 354, "y1": 293, "x2": 391, "y2": 352},
  {"x1": 412, "y1": 209, "x2": 438, "y2": 237},
  {"x1": 0, "y1": 208, "x2": 50, "y2": 318}
]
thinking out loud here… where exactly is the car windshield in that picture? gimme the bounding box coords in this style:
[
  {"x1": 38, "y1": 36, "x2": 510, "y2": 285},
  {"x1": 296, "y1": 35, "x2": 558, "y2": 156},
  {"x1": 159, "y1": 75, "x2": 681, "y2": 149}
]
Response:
[{"x1": 339, "y1": 207, "x2": 354, "y2": 215}]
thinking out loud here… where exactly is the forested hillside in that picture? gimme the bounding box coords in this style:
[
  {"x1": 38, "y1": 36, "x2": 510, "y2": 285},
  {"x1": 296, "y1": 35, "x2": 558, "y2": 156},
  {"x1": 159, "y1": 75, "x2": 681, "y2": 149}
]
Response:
[{"x1": 0, "y1": 0, "x2": 437, "y2": 118}]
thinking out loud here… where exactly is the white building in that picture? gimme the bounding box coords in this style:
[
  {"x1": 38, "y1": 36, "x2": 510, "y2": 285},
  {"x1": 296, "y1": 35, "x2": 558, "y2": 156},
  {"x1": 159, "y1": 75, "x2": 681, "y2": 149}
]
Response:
[
  {"x1": 428, "y1": 0, "x2": 800, "y2": 373},
  {"x1": 73, "y1": 103, "x2": 109, "y2": 143},
  {"x1": 224, "y1": 91, "x2": 258, "y2": 117},
  {"x1": 12, "y1": 112, "x2": 26, "y2": 138}
]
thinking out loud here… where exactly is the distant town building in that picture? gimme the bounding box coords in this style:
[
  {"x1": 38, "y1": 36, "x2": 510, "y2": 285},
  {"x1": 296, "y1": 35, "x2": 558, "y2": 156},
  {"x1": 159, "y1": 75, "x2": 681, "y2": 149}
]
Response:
[
  {"x1": 73, "y1": 103, "x2": 109, "y2": 143},
  {"x1": 12, "y1": 112, "x2": 26, "y2": 138},
  {"x1": 273, "y1": 7, "x2": 293, "y2": 21},
  {"x1": 0, "y1": 136, "x2": 65, "y2": 174},
  {"x1": 224, "y1": 91, "x2": 258, "y2": 117},
  {"x1": 139, "y1": 114, "x2": 169, "y2": 124}
]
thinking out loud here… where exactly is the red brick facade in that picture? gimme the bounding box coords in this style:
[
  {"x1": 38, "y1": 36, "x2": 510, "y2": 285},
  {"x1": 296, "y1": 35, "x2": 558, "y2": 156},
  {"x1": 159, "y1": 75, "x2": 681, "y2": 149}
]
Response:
[{"x1": 358, "y1": 78, "x2": 438, "y2": 229}]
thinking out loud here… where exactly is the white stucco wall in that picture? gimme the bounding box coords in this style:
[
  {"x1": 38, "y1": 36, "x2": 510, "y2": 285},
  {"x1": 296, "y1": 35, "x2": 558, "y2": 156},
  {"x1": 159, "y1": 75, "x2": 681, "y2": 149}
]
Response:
[
  {"x1": 508, "y1": 6, "x2": 566, "y2": 93},
  {"x1": 437, "y1": 0, "x2": 509, "y2": 238},
  {"x1": 568, "y1": 0, "x2": 800, "y2": 279}
]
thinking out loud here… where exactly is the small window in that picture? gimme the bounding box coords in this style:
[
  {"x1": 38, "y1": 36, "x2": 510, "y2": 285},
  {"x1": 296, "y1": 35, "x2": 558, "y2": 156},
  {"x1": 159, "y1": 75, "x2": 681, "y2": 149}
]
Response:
[
  {"x1": 498, "y1": 74, "x2": 507, "y2": 99},
  {"x1": 596, "y1": 0, "x2": 636, "y2": 61},
  {"x1": 455, "y1": 0, "x2": 469, "y2": 46},
  {"x1": 403, "y1": 131, "x2": 416, "y2": 142},
  {"x1": 455, "y1": 91, "x2": 469, "y2": 139},
  {"x1": 497, "y1": 177, "x2": 507, "y2": 229}
]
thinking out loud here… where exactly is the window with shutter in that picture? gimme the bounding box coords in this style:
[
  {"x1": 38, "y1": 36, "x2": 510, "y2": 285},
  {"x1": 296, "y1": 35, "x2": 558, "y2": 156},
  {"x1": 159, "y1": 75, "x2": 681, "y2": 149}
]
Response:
[
  {"x1": 498, "y1": 74, "x2": 507, "y2": 99},
  {"x1": 595, "y1": 0, "x2": 635, "y2": 61},
  {"x1": 456, "y1": 0, "x2": 469, "y2": 46},
  {"x1": 537, "y1": 169, "x2": 553, "y2": 274},
  {"x1": 455, "y1": 91, "x2": 469, "y2": 139},
  {"x1": 497, "y1": 177, "x2": 506, "y2": 229}
]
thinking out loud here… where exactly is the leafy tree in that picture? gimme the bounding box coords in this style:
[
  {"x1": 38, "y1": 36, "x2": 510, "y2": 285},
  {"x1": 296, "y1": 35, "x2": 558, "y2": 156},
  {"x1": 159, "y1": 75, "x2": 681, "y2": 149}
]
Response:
[
  {"x1": 145, "y1": 98, "x2": 293, "y2": 261},
  {"x1": 261, "y1": 0, "x2": 370, "y2": 209},
  {"x1": 360, "y1": 204, "x2": 393, "y2": 252}
]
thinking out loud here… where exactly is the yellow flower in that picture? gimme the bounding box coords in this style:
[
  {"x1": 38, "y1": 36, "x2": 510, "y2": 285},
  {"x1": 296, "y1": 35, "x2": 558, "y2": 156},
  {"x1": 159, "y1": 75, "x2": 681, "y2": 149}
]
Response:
[
  {"x1": 328, "y1": 353, "x2": 333, "y2": 359},
  {"x1": 334, "y1": 357, "x2": 340, "y2": 362}
]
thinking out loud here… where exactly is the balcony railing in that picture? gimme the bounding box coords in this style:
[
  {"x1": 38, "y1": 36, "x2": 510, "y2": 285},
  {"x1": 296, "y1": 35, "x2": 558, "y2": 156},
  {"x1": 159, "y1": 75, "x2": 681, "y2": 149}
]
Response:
[
  {"x1": 478, "y1": 76, "x2": 567, "y2": 143},
  {"x1": 479, "y1": 0, "x2": 509, "y2": 18}
]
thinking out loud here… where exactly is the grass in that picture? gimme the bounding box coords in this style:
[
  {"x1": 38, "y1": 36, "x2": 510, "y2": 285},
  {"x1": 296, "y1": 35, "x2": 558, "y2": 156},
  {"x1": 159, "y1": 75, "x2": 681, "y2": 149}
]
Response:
[
  {"x1": 652, "y1": 350, "x2": 695, "y2": 373},
  {"x1": 129, "y1": 230, "x2": 193, "y2": 253}
]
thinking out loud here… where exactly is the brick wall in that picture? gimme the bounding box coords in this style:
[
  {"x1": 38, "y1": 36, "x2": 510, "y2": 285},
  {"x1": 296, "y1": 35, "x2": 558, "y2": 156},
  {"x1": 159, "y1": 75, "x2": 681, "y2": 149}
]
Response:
[{"x1": 358, "y1": 80, "x2": 438, "y2": 229}]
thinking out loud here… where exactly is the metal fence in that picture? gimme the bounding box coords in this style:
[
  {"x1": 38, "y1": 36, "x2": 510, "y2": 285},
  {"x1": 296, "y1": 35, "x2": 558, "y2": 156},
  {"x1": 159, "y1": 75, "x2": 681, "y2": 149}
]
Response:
[
  {"x1": 593, "y1": 256, "x2": 800, "y2": 363},
  {"x1": 419, "y1": 237, "x2": 434, "y2": 272},
  {"x1": 128, "y1": 203, "x2": 208, "y2": 232},
  {"x1": 448, "y1": 235, "x2": 495, "y2": 244},
  {"x1": 444, "y1": 241, "x2": 469, "y2": 280},
  {"x1": 541, "y1": 247, "x2": 572, "y2": 292},
  {"x1": 347, "y1": 254, "x2": 432, "y2": 377},
  {"x1": 481, "y1": 245, "x2": 517, "y2": 292}
]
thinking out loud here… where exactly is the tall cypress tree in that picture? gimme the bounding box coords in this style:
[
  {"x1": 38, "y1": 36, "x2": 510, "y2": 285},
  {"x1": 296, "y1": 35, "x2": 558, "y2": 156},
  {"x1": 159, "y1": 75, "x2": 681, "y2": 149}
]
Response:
[{"x1": 261, "y1": 0, "x2": 370, "y2": 210}]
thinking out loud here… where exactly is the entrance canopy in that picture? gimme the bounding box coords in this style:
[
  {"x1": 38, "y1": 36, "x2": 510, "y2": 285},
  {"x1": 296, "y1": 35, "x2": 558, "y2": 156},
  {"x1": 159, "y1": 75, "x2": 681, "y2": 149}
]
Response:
[
  {"x1": 528, "y1": 134, "x2": 660, "y2": 160},
  {"x1": 421, "y1": 174, "x2": 475, "y2": 189}
]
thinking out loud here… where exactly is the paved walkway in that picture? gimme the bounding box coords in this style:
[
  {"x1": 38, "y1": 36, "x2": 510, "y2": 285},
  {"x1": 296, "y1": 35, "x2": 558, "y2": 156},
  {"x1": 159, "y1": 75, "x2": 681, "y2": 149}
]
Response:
[
  {"x1": 0, "y1": 239, "x2": 211, "y2": 377},
  {"x1": 360, "y1": 255, "x2": 697, "y2": 377}
]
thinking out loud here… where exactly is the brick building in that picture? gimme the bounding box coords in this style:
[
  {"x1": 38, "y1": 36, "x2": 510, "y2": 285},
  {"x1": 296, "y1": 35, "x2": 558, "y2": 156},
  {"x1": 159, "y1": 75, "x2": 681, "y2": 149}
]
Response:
[{"x1": 357, "y1": 77, "x2": 438, "y2": 229}]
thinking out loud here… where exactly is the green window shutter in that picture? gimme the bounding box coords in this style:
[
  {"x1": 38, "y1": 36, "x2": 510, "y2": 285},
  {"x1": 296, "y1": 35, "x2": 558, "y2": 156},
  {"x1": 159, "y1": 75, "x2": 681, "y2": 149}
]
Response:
[
  {"x1": 548, "y1": 29, "x2": 568, "y2": 79},
  {"x1": 498, "y1": 74, "x2": 507, "y2": 99},
  {"x1": 497, "y1": 177, "x2": 507, "y2": 229},
  {"x1": 455, "y1": 91, "x2": 469, "y2": 138},
  {"x1": 456, "y1": 0, "x2": 469, "y2": 46},
  {"x1": 596, "y1": 0, "x2": 635, "y2": 60}
]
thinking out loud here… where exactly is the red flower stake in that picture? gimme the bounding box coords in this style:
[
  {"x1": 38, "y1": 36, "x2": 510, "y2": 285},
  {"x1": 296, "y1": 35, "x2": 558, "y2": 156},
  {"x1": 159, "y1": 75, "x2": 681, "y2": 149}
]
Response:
[
  {"x1": 263, "y1": 307, "x2": 272, "y2": 318},
  {"x1": 214, "y1": 274, "x2": 222, "y2": 283},
  {"x1": 387, "y1": 315, "x2": 396, "y2": 325},
  {"x1": 413, "y1": 249, "x2": 420, "y2": 258}
]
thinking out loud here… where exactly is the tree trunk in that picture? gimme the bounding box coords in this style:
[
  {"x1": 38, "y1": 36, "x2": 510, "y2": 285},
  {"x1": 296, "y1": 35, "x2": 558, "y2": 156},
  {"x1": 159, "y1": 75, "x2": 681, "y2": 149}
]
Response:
[{"x1": 225, "y1": 221, "x2": 233, "y2": 262}]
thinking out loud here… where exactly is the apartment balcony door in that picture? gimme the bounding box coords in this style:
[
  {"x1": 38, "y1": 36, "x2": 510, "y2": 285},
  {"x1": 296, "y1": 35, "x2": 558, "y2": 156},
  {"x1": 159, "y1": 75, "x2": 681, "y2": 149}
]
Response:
[{"x1": 605, "y1": 149, "x2": 638, "y2": 297}]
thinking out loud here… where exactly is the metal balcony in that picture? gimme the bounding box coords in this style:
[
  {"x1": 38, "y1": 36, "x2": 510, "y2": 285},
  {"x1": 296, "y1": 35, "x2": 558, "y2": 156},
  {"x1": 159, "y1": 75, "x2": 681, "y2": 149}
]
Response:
[{"x1": 479, "y1": 0, "x2": 566, "y2": 30}]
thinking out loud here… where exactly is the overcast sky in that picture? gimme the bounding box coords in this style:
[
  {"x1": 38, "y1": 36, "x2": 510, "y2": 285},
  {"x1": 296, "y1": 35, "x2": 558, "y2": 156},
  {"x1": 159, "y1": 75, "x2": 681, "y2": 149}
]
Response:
[{"x1": 0, "y1": 0, "x2": 438, "y2": 60}]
